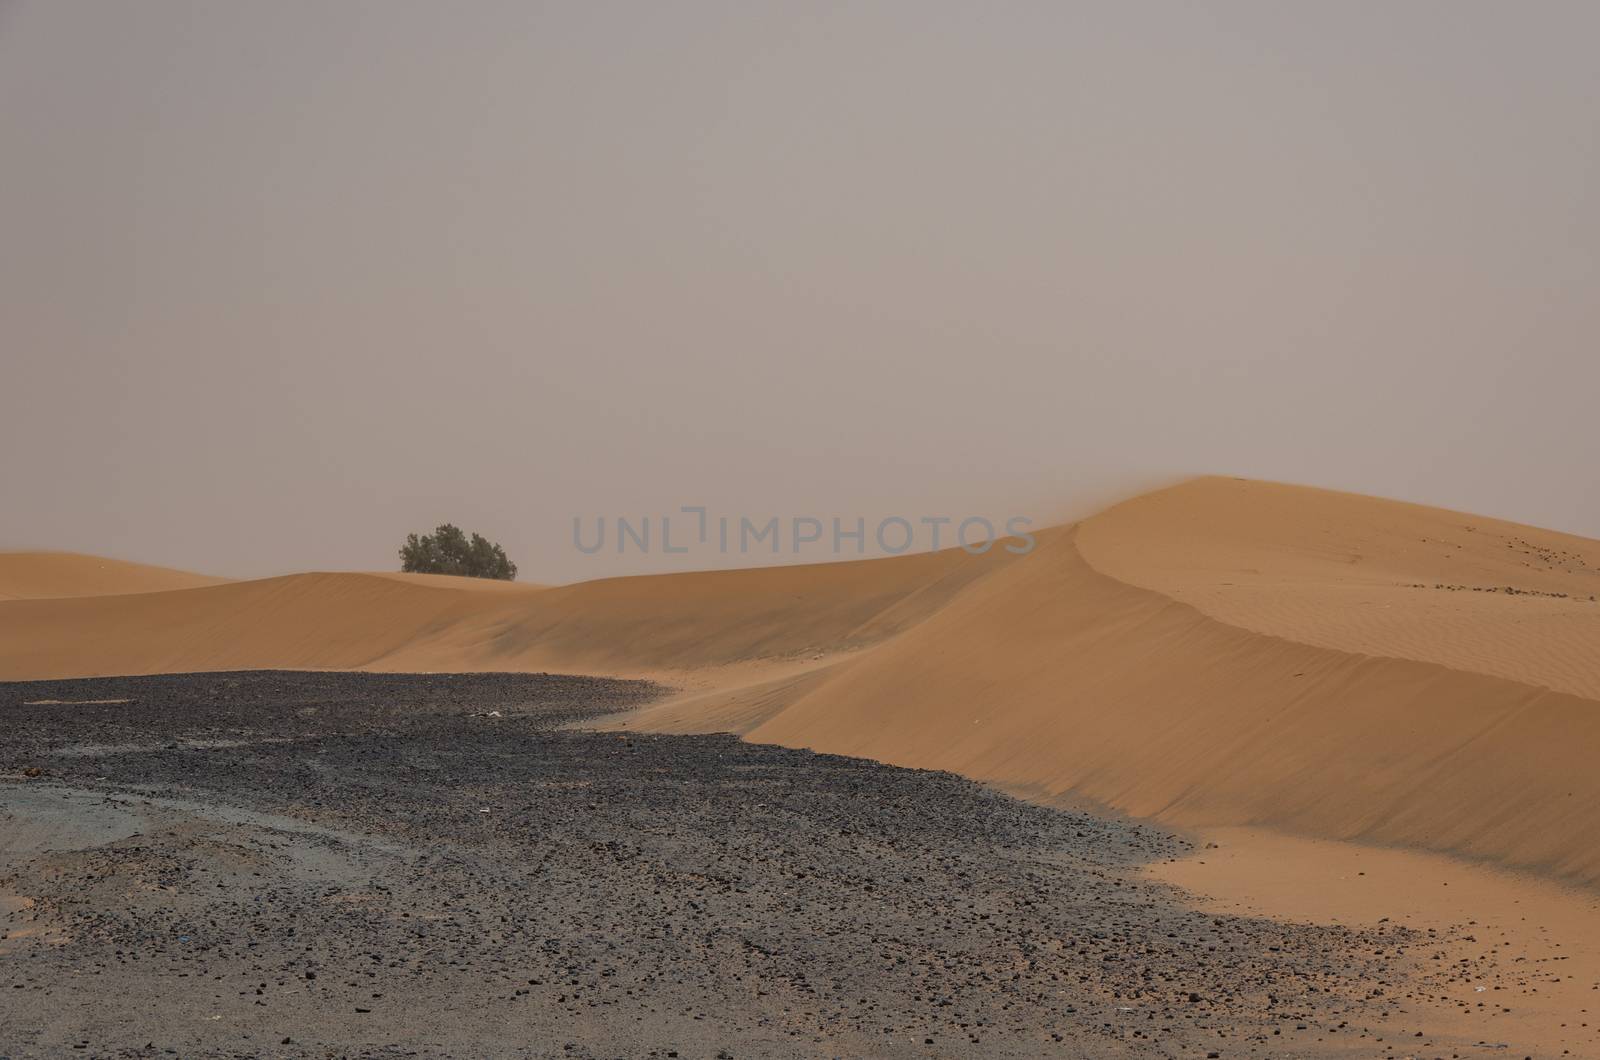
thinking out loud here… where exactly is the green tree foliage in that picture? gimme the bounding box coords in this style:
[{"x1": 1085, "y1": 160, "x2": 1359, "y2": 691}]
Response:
[{"x1": 399, "y1": 523, "x2": 518, "y2": 581}]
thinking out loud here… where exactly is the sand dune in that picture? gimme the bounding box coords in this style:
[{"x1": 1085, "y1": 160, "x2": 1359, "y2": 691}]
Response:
[
  {"x1": 0, "y1": 545, "x2": 1019, "y2": 680},
  {"x1": 1078, "y1": 477, "x2": 1600, "y2": 698},
  {"x1": 729, "y1": 523, "x2": 1600, "y2": 882},
  {"x1": 4, "y1": 478, "x2": 1600, "y2": 889},
  {"x1": 0, "y1": 552, "x2": 229, "y2": 601}
]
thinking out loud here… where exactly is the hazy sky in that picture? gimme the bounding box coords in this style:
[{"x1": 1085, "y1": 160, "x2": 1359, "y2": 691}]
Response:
[{"x1": 3, "y1": 1, "x2": 1597, "y2": 581}]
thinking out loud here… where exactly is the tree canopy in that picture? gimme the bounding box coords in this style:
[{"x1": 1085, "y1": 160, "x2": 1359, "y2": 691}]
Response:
[{"x1": 399, "y1": 524, "x2": 517, "y2": 581}]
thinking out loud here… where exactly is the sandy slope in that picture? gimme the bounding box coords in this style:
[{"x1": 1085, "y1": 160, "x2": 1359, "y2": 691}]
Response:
[
  {"x1": 4, "y1": 478, "x2": 1600, "y2": 890},
  {"x1": 730, "y1": 523, "x2": 1600, "y2": 882},
  {"x1": 0, "y1": 552, "x2": 229, "y2": 600},
  {"x1": 1077, "y1": 477, "x2": 1600, "y2": 699},
  {"x1": 0, "y1": 544, "x2": 1018, "y2": 681}
]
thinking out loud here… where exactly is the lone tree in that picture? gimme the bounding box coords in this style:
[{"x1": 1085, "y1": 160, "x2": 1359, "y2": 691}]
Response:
[{"x1": 399, "y1": 523, "x2": 518, "y2": 581}]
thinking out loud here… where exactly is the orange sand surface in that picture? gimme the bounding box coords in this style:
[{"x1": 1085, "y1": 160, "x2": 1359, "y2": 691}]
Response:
[
  {"x1": 6, "y1": 478, "x2": 1599, "y2": 887},
  {"x1": 1152, "y1": 826, "x2": 1600, "y2": 1058},
  {"x1": 7, "y1": 477, "x2": 1600, "y2": 1054},
  {"x1": 0, "y1": 552, "x2": 229, "y2": 600}
]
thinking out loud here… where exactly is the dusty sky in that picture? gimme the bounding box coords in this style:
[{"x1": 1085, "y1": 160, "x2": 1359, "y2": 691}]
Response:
[{"x1": 3, "y1": 1, "x2": 1597, "y2": 582}]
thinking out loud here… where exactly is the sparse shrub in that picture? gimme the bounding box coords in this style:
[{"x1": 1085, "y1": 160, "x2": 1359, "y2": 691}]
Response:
[{"x1": 399, "y1": 523, "x2": 517, "y2": 581}]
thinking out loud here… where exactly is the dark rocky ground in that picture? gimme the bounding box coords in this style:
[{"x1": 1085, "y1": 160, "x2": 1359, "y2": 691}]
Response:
[{"x1": 1, "y1": 671, "x2": 1448, "y2": 1058}]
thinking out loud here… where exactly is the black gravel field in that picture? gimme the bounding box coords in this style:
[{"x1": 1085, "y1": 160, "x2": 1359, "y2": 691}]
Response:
[{"x1": 1, "y1": 672, "x2": 1437, "y2": 1059}]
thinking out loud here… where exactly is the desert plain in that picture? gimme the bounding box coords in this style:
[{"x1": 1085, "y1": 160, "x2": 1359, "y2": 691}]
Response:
[{"x1": 5, "y1": 477, "x2": 1600, "y2": 1058}]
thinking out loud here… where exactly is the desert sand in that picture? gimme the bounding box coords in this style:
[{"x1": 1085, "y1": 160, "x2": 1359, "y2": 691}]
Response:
[
  {"x1": 0, "y1": 552, "x2": 229, "y2": 601},
  {"x1": 4, "y1": 478, "x2": 1599, "y2": 883},
  {"x1": 5, "y1": 476, "x2": 1600, "y2": 1055}
]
